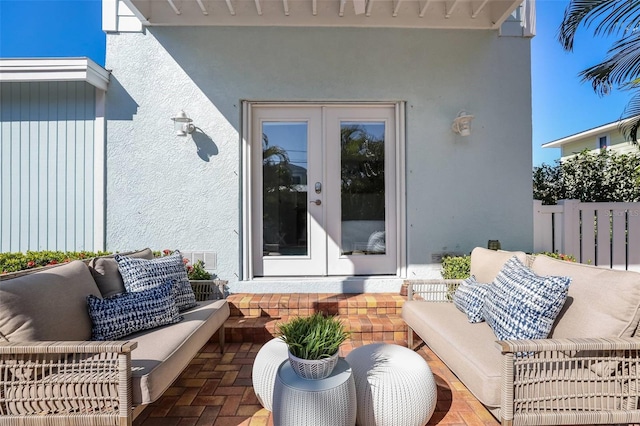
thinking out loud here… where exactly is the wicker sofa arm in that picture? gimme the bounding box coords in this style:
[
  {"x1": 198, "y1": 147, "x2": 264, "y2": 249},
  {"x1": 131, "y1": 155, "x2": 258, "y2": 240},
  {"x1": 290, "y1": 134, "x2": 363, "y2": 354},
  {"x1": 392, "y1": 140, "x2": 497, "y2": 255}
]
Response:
[
  {"x1": 0, "y1": 340, "x2": 137, "y2": 425},
  {"x1": 405, "y1": 279, "x2": 463, "y2": 302},
  {"x1": 497, "y1": 337, "x2": 640, "y2": 426}
]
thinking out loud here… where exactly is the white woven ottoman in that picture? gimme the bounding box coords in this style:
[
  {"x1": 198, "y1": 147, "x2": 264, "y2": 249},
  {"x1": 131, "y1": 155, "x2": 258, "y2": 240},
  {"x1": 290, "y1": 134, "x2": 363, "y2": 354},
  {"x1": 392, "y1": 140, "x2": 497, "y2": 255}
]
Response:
[
  {"x1": 252, "y1": 337, "x2": 289, "y2": 411},
  {"x1": 345, "y1": 343, "x2": 437, "y2": 426},
  {"x1": 273, "y1": 357, "x2": 357, "y2": 426}
]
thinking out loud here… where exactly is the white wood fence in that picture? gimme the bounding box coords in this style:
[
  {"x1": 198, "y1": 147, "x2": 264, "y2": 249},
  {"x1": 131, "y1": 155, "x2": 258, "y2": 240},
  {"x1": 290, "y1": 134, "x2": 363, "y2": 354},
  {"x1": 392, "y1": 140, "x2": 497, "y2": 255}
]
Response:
[{"x1": 534, "y1": 200, "x2": 640, "y2": 271}]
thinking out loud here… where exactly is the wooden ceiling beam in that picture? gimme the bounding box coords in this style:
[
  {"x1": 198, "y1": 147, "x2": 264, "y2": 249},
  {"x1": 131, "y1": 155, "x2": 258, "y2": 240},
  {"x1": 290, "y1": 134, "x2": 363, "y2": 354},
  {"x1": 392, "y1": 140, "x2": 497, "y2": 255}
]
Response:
[
  {"x1": 472, "y1": 0, "x2": 490, "y2": 18},
  {"x1": 392, "y1": 0, "x2": 403, "y2": 17},
  {"x1": 445, "y1": 0, "x2": 461, "y2": 19},
  {"x1": 166, "y1": 0, "x2": 181, "y2": 15},
  {"x1": 196, "y1": 0, "x2": 209, "y2": 15},
  {"x1": 225, "y1": 0, "x2": 236, "y2": 15},
  {"x1": 365, "y1": 0, "x2": 374, "y2": 16},
  {"x1": 419, "y1": 0, "x2": 433, "y2": 18}
]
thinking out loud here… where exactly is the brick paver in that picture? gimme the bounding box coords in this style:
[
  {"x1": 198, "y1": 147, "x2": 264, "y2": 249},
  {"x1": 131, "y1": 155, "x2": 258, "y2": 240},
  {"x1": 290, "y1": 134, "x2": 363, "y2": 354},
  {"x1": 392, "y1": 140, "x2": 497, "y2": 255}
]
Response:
[{"x1": 133, "y1": 340, "x2": 499, "y2": 426}]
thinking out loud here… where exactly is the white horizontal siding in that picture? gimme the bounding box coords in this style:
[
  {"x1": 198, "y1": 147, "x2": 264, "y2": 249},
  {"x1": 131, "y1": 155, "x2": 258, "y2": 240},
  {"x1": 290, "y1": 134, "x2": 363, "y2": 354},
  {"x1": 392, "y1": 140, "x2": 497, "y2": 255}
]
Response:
[{"x1": 0, "y1": 81, "x2": 96, "y2": 253}]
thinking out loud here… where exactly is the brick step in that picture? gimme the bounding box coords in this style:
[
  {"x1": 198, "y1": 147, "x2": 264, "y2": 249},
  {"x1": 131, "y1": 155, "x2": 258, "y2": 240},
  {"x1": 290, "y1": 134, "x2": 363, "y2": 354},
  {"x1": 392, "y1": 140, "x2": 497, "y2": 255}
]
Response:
[
  {"x1": 227, "y1": 292, "x2": 406, "y2": 318},
  {"x1": 222, "y1": 313, "x2": 407, "y2": 344}
]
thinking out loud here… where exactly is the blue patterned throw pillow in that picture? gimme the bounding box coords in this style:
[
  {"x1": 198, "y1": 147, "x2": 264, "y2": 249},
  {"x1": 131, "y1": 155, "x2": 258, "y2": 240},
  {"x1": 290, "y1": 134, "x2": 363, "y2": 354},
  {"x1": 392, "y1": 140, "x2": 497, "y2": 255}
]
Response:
[
  {"x1": 115, "y1": 251, "x2": 197, "y2": 311},
  {"x1": 483, "y1": 256, "x2": 571, "y2": 341},
  {"x1": 453, "y1": 276, "x2": 489, "y2": 323},
  {"x1": 87, "y1": 279, "x2": 182, "y2": 340}
]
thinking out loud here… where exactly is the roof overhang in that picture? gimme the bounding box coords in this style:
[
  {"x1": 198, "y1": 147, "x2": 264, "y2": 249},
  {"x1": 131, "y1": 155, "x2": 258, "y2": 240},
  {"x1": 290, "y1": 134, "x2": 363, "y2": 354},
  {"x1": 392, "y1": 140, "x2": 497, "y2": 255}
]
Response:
[
  {"x1": 122, "y1": 0, "x2": 524, "y2": 30},
  {"x1": 0, "y1": 58, "x2": 110, "y2": 91},
  {"x1": 542, "y1": 116, "x2": 637, "y2": 149}
]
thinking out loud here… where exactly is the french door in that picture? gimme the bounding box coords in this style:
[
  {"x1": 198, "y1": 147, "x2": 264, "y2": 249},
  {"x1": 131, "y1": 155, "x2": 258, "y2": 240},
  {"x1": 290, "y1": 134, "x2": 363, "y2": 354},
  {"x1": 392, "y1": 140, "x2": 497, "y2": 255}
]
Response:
[{"x1": 250, "y1": 104, "x2": 399, "y2": 277}]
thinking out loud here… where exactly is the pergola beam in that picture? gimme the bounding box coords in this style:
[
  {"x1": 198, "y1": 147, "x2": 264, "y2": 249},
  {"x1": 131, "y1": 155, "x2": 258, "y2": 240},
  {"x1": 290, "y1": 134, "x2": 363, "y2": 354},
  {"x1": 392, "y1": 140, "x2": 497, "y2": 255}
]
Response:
[
  {"x1": 419, "y1": 0, "x2": 432, "y2": 18},
  {"x1": 196, "y1": 0, "x2": 209, "y2": 15},
  {"x1": 365, "y1": 0, "x2": 374, "y2": 16},
  {"x1": 225, "y1": 0, "x2": 236, "y2": 15},
  {"x1": 392, "y1": 0, "x2": 402, "y2": 17},
  {"x1": 166, "y1": 0, "x2": 181, "y2": 15},
  {"x1": 472, "y1": 0, "x2": 490, "y2": 18},
  {"x1": 445, "y1": 0, "x2": 461, "y2": 18}
]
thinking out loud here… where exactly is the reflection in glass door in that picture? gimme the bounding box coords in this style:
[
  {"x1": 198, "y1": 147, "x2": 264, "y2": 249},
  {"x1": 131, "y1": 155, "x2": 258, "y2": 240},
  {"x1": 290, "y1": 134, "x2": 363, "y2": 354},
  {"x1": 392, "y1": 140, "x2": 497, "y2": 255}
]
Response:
[
  {"x1": 262, "y1": 122, "x2": 308, "y2": 257},
  {"x1": 340, "y1": 122, "x2": 386, "y2": 256},
  {"x1": 326, "y1": 106, "x2": 397, "y2": 275},
  {"x1": 252, "y1": 107, "x2": 324, "y2": 277},
  {"x1": 251, "y1": 104, "x2": 398, "y2": 277}
]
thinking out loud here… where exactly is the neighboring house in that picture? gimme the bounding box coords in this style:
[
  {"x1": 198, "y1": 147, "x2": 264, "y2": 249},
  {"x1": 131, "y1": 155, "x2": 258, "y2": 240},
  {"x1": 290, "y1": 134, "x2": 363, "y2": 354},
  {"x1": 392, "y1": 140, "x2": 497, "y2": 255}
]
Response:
[
  {"x1": 1, "y1": 0, "x2": 536, "y2": 292},
  {"x1": 0, "y1": 58, "x2": 109, "y2": 253},
  {"x1": 542, "y1": 117, "x2": 640, "y2": 162}
]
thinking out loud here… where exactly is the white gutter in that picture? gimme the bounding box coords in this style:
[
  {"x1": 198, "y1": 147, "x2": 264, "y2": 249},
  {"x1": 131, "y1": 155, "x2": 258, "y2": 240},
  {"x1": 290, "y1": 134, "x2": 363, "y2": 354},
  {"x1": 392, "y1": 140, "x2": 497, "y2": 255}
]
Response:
[{"x1": 0, "y1": 58, "x2": 110, "y2": 91}]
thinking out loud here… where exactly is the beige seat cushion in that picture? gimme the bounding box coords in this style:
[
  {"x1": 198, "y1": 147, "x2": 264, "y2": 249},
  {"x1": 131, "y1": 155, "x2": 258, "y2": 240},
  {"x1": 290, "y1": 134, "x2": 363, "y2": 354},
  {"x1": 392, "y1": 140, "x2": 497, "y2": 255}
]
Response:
[
  {"x1": 402, "y1": 300, "x2": 624, "y2": 411},
  {"x1": 470, "y1": 247, "x2": 528, "y2": 283},
  {"x1": 128, "y1": 299, "x2": 230, "y2": 405},
  {"x1": 0, "y1": 261, "x2": 100, "y2": 342},
  {"x1": 402, "y1": 301, "x2": 503, "y2": 408},
  {"x1": 531, "y1": 255, "x2": 640, "y2": 338},
  {"x1": 88, "y1": 248, "x2": 154, "y2": 298}
]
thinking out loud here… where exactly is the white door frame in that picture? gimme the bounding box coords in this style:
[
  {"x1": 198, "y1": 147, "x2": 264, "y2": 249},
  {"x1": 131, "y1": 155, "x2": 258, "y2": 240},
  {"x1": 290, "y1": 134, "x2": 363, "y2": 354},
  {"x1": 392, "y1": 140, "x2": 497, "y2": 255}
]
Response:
[{"x1": 241, "y1": 101, "x2": 407, "y2": 280}]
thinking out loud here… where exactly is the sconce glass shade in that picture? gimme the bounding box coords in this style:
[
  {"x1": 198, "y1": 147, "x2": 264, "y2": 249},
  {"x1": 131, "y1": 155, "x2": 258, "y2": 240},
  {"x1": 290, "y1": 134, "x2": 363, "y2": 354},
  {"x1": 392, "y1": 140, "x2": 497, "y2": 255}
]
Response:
[
  {"x1": 452, "y1": 111, "x2": 474, "y2": 137},
  {"x1": 171, "y1": 110, "x2": 195, "y2": 136}
]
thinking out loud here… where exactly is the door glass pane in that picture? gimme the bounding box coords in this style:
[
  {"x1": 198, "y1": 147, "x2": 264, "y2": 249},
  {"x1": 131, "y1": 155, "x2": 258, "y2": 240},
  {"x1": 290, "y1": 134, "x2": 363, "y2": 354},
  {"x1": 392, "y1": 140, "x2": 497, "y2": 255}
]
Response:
[
  {"x1": 340, "y1": 122, "x2": 385, "y2": 255},
  {"x1": 262, "y1": 122, "x2": 308, "y2": 256}
]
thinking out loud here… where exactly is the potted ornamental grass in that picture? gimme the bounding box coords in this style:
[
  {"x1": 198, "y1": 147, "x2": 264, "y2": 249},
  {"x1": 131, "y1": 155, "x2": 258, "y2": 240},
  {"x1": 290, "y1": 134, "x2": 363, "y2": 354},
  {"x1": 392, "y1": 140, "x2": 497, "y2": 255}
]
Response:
[{"x1": 277, "y1": 312, "x2": 350, "y2": 379}]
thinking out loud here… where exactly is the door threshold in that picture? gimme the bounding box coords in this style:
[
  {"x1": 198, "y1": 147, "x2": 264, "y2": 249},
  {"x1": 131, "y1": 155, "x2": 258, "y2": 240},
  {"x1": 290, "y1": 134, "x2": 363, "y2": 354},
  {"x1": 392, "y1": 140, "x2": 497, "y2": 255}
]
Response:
[{"x1": 231, "y1": 276, "x2": 404, "y2": 294}]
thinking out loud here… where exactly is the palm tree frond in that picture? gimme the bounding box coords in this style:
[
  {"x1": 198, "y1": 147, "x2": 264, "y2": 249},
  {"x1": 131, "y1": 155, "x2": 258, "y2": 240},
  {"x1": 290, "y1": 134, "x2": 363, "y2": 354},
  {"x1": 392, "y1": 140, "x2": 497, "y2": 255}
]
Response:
[
  {"x1": 558, "y1": 0, "x2": 611, "y2": 51},
  {"x1": 620, "y1": 91, "x2": 640, "y2": 145},
  {"x1": 593, "y1": 1, "x2": 640, "y2": 37},
  {"x1": 580, "y1": 32, "x2": 640, "y2": 93},
  {"x1": 580, "y1": 62, "x2": 614, "y2": 95}
]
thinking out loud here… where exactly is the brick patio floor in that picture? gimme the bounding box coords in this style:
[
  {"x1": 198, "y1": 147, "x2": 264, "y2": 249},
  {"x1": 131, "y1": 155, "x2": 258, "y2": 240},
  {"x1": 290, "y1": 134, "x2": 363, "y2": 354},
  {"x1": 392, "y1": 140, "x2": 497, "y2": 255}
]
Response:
[{"x1": 132, "y1": 339, "x2": 500, "y2": 426}]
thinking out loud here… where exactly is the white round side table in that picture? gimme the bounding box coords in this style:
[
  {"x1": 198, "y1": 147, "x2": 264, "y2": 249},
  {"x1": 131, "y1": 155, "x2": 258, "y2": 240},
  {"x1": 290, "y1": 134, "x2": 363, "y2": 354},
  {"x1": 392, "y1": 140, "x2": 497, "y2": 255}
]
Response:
[
  {"x1": 252, "y1": 337, "x2": 289, "y2": 411},
  {"x1": 272, "y1": 357, "x2": 357, "y2": 426},
  {"x1": 345, "y1": 343, "x2": 437, "y2": 426}
]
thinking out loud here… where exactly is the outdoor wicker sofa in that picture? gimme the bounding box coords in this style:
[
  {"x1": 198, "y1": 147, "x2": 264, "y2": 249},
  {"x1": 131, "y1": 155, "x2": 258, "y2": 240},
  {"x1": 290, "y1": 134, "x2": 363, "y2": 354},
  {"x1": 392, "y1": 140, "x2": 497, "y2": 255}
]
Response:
[
  {"x1": 0, "y1": 249, "x2": 230, "y2": 426},
  {"x1": 402, "y1": 247, "x2": 640, "y2": 426}
]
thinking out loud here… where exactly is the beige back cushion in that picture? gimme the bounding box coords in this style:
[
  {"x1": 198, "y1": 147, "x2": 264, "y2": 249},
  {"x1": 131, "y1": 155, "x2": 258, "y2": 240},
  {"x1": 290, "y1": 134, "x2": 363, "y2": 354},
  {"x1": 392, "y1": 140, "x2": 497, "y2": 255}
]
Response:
[
  {"x1": 0, "y1": 261, "x2": 101, "y2": 342},
  {"x1": 88, "y1": 248, "x2": 154, "y2": 298},
  {"x1": 531, "y1": 255, "x2": 640, "y2": 338},
  {"x1": 469, "y1": 247, "x2": 528, "y2": 283}
]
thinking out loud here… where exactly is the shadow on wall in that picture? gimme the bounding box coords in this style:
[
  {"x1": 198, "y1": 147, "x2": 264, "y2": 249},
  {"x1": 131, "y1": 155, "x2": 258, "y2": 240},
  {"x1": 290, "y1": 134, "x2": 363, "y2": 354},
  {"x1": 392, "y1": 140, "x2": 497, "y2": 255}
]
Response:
[
  {"x1": 105, "y1": 76, "x2": 138, "y2": 121},
  {"x1": 107, "y1": 75, "x2": 217, "y2": 162},
  {"x1": 192, "y1": 129, "x2": 219, "y2": 162}
]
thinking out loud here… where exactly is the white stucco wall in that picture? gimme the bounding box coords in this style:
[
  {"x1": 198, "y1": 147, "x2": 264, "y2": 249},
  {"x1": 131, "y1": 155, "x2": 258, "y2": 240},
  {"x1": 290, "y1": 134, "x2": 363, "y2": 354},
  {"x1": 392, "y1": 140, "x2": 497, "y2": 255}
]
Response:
[{"x1": 105, "y1": 26, "x2": 532, "y2": 283}]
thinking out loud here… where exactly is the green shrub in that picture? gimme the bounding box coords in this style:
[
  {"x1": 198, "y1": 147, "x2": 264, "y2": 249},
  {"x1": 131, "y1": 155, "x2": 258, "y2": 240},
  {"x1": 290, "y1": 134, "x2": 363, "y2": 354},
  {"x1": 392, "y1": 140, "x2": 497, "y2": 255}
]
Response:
[
  {"x1": 441, "y1": 255, "x2": 471, "y2": 279},
  {"x1": 535, "y1": 251, "x2": 577, "y2": 262},
  {"x1": 533, "y1": 149, "x2": 640, "y2": 205},
  {"x1": 187, "y1": 259, "x2": 213, "y2": 280},
  {"x1": 0, "y1": 250, "x2": 111, "y2": 274}
]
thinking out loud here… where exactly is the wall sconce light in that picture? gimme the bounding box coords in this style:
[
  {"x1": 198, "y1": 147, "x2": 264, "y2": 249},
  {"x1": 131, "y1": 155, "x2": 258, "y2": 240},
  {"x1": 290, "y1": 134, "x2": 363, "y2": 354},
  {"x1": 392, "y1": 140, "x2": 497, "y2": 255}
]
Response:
[
  {"x1": 452, "y1": 111, "x2": 474, "y2": 137},
  {"x1": 171, "y1": 110, "x2": 196, "y2": 136}
]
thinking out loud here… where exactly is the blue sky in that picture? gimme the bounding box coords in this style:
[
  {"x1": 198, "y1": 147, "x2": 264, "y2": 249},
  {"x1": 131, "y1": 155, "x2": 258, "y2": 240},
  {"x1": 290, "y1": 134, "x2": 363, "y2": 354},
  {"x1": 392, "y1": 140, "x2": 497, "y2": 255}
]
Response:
[{"x1": 0, "y1": 0, "x2": 633, "y2": 167}]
